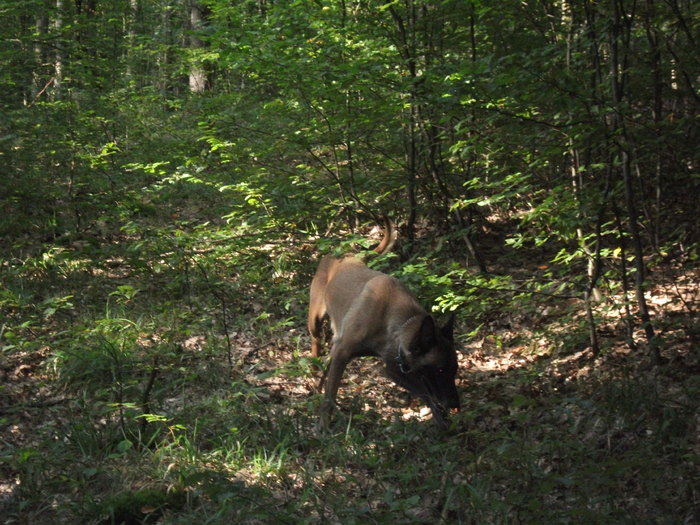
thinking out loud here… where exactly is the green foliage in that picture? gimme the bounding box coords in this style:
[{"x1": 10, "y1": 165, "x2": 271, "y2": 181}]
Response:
[
  {"x1": 94, "y1": 487, "x2": 188, "y2": 525},
  {"x1": 0, "y1": 0, "x2": 697, "y2": 523}
]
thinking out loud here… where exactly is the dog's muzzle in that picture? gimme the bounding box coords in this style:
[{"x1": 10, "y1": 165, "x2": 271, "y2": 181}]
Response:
[{"x1": 396, "y1": 346, "x2": 412, "y2": 374}]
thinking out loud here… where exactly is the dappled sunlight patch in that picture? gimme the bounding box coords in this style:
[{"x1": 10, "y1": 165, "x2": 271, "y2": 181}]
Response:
[
  {"x1": 400, "y1": 405, "x2": 433, "y2": 423},
  {"x1": 2, "y1": 234, "x2": 697, "y2": 523}
]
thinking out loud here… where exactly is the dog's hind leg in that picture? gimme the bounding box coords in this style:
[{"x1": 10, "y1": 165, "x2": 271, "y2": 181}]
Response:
[
  {"x1": 308, "y1": 259, "x2": 332, "y2": 357},
  {"x1": 309, "y1": 315, "x2": 325, "y2": 358},
  {"x1": 308, "y1": 294, "x2": 326, "y2": 357}
]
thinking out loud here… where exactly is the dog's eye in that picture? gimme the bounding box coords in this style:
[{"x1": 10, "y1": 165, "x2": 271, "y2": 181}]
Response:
[{"x1": 437, "y1": 368, "x2": 445, "y2": 374}]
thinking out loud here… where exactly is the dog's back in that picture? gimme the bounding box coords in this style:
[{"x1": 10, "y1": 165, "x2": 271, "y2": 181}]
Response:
[
  {"x1": 308, "y1": 219, "x2": 395, "y2": 357},
  {"x1": 309, "y1": 256, "x2": 381, "y2": 355}
]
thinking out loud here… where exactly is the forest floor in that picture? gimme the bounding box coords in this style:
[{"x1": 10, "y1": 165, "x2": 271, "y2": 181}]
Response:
[{"x1": 1, "y1": 233, "x2": 698, "y2": 524}]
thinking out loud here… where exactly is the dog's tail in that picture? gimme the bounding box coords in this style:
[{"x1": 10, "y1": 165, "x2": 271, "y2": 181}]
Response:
[{"x1": 373, "y1": 216, "x2": 397, "y2": 255}]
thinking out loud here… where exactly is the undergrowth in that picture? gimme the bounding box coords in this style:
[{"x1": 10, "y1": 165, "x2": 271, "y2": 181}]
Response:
[{"x1": 1, "y1": 233, "x2": 698, "y2": 524}]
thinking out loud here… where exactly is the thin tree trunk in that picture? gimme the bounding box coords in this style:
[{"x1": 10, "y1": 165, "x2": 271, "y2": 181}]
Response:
[
  {"x1": 126, "y1": 0, "x2": 139, "y2": 81},
  {"x1": 33, "y1": 5, "x2": 49, "y2": 100},
  {"x1": 406, "y1": 87, "x2": 418, "y2": 243},
  {"x1": 645, "y1": 0, "x2": 663, "y2": 250},
  {"x1": 613, "y1": 196, "x2": 639, "y2": 352},
  {"x1": 389, "y1": 4, "x2": 418, "y2": 242},
  {"x1": 54, "y1": 0, "x2": 64, "y2": 97},
  {"x1": 564, "y1": 0, "x2": 601, "y2": 352},
  {"x1": 609, "y1": 0, "x2": 660, "y2": 364},
  {"x1": 158, "y1": 3, "x2": 173, "y2": 96}
]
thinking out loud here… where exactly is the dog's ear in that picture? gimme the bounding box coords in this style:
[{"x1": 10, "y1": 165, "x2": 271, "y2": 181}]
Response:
[
  {"x1": 411, "y1": 315, "x2": 436, "y2": 354},
  {"x1": 441, "y1": 312, "x2": 455, "y2": 341}
]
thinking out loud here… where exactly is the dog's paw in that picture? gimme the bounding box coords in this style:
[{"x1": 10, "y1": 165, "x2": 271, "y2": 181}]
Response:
[{"x1": 312, "y1": 399, "x2": 334, "y2": 435}]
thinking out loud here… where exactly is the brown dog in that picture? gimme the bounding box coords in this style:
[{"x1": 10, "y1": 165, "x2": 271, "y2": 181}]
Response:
[{"x1": 308, "y1": 218, "x2": 460, "y2": 428}]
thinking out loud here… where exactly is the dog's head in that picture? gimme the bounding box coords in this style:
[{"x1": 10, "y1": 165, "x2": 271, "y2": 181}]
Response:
[{"x1": 395, "y1": 314, "x2": 460, "y2": 428}]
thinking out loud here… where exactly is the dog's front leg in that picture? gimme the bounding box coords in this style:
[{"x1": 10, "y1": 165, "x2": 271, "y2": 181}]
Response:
[{"x1": 319, "y1": 346, "x2": 352, "y2": 428}]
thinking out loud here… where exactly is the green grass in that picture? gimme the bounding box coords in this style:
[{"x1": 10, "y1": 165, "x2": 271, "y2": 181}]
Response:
[
  {"x1": 1, "y1": 238, "x2": 698, "y2": 524},
  {"x1": 4, "y1": 349, "x2": 698, "y2": 523}
]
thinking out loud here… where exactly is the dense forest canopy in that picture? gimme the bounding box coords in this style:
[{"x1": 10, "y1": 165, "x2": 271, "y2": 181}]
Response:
[{"x1": 1, "y1": 0, "x2": 698, "y2": 523}]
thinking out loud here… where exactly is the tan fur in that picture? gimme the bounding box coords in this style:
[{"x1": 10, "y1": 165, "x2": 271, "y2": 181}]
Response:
[{"x1": 307, "y1": 218, "x2": 460, "y2": 428}]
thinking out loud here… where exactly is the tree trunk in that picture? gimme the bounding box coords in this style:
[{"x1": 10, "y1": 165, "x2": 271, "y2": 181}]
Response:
[
  {"x1": 644, "y1": 0, "x2": 663, "y2": 250},
  {"x1": 33, "y1": 6, "x2": 49, "y2": 100},
  {"x1": 126, "y1": 0, "x2": 139, "y2": 81},
  {"x1": 609, "y1": 0, "x2": 660, "y2": 364},
  {"x1": 389, "y1": 4, "x2": 418, "y2": 243},
  {"x1": 158, "y1": 3, "x2": 174, "y2": 96},
  {"x1": 189, "y1": 0, "x2": 207, "y2": 93},
  {"x1": 53, "y1": 0, "x2": 64, "y2": 97}
]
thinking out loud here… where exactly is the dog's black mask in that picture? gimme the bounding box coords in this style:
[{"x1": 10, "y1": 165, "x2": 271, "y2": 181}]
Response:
[{"x1": 389, "y1": 314, "x2": 460, "y2": 428}]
